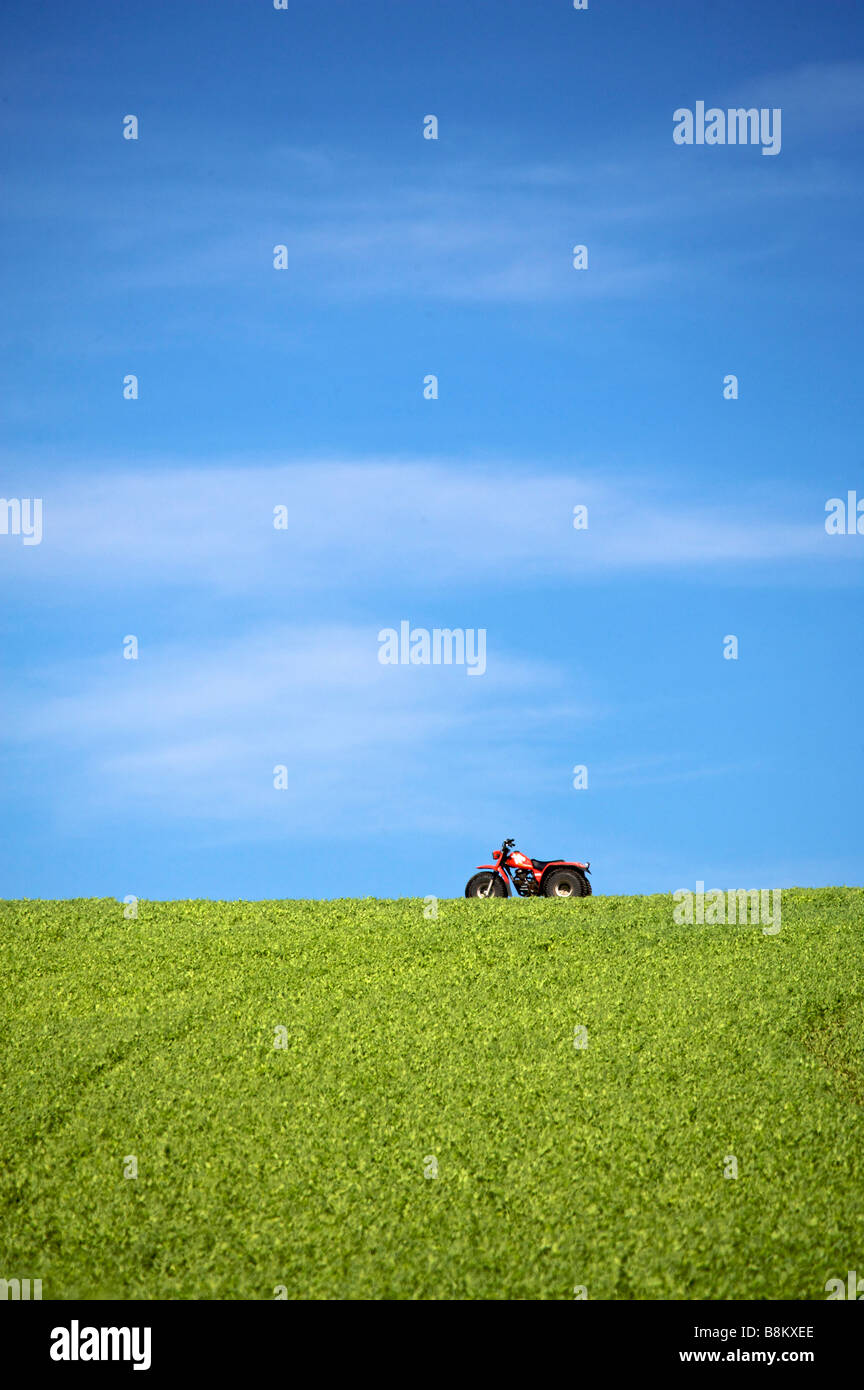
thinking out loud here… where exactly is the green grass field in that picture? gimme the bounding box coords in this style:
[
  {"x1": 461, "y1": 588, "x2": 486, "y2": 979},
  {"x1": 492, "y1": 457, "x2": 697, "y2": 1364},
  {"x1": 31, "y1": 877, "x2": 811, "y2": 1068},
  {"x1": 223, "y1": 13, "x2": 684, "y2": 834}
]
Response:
[{"x1": 1, "y1": 889, "x2": 862, "y2": 1300}]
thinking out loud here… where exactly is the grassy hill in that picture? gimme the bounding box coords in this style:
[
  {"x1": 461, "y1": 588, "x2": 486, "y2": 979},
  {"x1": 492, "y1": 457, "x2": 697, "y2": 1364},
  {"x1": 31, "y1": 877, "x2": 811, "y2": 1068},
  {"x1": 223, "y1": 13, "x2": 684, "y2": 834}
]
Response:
[{"x1": 1, "y1": 889, "x2": 862, "y2": 1300}]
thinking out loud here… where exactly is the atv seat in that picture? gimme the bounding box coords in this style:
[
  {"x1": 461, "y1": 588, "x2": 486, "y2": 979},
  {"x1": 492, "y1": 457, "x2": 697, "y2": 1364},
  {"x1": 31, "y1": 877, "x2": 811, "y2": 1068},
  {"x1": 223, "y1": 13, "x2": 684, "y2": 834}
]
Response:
[{"x1": 531, "y1": 859, "x2": 564, "y2": 872}]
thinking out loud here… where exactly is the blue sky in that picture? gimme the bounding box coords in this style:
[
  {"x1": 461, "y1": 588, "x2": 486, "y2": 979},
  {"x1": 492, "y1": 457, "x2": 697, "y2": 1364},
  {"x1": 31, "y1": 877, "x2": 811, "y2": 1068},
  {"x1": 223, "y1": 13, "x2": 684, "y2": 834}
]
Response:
[{"x1": 1, "y1": 0, "x2": 862, "y2": 900}]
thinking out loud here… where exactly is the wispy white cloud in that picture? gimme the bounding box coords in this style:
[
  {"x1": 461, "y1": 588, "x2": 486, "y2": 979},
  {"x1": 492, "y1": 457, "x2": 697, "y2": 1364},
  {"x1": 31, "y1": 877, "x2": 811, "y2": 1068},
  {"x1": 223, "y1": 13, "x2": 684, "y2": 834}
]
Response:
[
  {"x1": 5, "y1": 624, "x2": 596, "y2": 835},
  {"x1": 4, "y1": 66, "x2": 855, "y2": 311},
  {"x1": 4, "y1": 451, "x2": 845, "y2": 840},
  {"x1": 0, "y1": 456, "x2": 845, "y2": 599}
]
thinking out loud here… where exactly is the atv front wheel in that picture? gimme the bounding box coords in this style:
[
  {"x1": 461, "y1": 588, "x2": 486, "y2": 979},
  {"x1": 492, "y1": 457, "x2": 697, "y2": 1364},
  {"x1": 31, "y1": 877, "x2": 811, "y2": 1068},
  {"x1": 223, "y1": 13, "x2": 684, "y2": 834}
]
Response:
[
  {"x1": 465, "y1": 873, "x2": 507, "y2": 898},
  {"x1": 542, "y1": 868, "x2": 591, "y2": 898}
]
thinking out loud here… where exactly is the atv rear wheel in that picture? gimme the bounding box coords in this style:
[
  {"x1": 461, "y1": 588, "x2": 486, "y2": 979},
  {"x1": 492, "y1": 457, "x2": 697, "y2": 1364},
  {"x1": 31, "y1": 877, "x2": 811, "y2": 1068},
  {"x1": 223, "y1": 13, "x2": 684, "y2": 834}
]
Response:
[
  {"x1": 465, "y1": 872, "x2": 507, "y2": 898},
  {"x1": 542, "y1": 868, "x2": 591, "y2": 898}
]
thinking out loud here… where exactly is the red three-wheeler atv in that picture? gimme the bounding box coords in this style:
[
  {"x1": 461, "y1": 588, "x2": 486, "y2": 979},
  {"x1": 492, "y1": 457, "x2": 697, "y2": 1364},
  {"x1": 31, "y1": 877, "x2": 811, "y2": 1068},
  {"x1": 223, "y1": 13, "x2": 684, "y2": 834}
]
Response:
[{"x1": 465, "y1": 838, "x2": 592, "y2": 899}]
